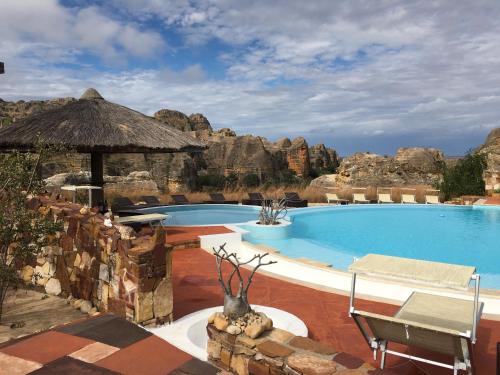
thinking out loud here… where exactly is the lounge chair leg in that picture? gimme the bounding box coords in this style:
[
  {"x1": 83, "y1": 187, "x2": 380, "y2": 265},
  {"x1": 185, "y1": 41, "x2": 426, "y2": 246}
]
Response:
[
  {"x1": 380, "y1": 341, "x2": 387, "y2": 369},
  {"x1": 453, "y1": 358, "x2": 459, "y2": 375}
]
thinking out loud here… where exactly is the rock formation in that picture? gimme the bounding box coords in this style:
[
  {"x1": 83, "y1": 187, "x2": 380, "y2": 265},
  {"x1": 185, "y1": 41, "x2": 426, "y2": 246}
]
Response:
[
  {"x1": 478, "y1": 128, "x2": 500, "y2": 189},
  {"x1": 0, "y1": 97, "x2": 75, "y2": 126},
  {"x1": 311, "y1": 147, "x2": 445, "y2": 188},
  {"x1": 309, "y1": 144, "x2": 339, "y2": 173},
  {"x1": 1, "y1": 97, "x2": 339, "y2": 190}
]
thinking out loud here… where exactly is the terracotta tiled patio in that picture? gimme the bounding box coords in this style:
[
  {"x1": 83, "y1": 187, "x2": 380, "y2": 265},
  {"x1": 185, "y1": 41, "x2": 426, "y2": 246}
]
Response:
[
  {"x1": 1, "y1": 241, "x2": 499, "y2": 374},
  {"x1": 0, "y1": 314, "x2": 219, "y2": 375},
  {"x1": 172, "y1": 247, "x2": 500, "y2": 375}
]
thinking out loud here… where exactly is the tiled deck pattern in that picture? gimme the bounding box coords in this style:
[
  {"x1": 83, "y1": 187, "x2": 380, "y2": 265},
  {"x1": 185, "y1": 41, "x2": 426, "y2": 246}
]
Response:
[
  {"x1": 484, "y1": 197, "x2": 500, "y2": 205},
  {"x1": 0, "y1": 314, "x2": 219, "y2": 375},
  {"x1": 173, "y1": 247, "x2": 500, "y2": 375},
  {"x1": 165, "y1": 226, "x2": 233, "y2": 249},
  {"x1": 2, "y1": 238, "x2": 499, "y2": 374}
]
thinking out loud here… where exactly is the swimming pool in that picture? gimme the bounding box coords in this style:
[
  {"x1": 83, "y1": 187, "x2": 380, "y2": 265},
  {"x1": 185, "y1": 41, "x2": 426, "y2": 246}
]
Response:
[
  {"x1": 240, "y1": 205, "x2": 500, "y2": 289},
  {"x1": 141, "y1": 204, "x2": 260, "y2": 226}
]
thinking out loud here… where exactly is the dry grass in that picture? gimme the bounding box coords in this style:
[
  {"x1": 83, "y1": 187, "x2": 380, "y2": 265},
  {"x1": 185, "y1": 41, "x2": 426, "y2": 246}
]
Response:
[{"x1": 101, "y1": 183, "x2": 438, "y2": 204}]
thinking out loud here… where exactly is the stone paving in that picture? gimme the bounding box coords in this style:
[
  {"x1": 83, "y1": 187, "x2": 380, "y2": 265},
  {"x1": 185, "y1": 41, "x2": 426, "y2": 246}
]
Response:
[
  {"x1": 0, "y1": 314, "x2": 219, "y2": 375},
  {"x1": 0, "y1": 289, "x2": 86, "y2": 344}
]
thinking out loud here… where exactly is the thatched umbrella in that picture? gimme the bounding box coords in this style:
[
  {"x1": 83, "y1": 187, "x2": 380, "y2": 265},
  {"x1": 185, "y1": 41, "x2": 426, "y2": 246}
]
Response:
[{"x1": 0, "y1": 88, "x2": 206, "y2": 205}]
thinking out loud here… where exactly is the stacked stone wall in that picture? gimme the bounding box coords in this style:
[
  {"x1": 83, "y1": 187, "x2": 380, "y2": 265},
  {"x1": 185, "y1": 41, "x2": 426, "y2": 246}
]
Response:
[{"x1": 22, "y1": 196, "x2": 173, "y2": 326}]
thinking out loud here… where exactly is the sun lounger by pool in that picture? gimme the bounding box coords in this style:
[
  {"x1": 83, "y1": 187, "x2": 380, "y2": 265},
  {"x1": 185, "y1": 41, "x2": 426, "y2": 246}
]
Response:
[
  {"x1": 170, "y1": 194, "x2": 190, "y2": 205},
  {"x1": 284, "y1": 192, "x2": 308, "y2": 207},
  {"x1": 325, "y1": 192, "x2": 349, "y2": 205},
  {"x1": 206, "y1": 193, "x2": 239, "y2": 204},
  {"x1": 140, "y1": 195, "x2": 164, "y2": 206},
  {"x1": 349, "y1": 254, "x2": 482, "y2": 374},
  {"x1": 111, "y1": 196, "x2": 144, "y2": 213},
  {"x1": 114, "y1": 213, "x2": 167, "y2": 225},
  {"x1": 377, "y1": 188, "x2": 394, "y2": 203},
  {"x1": 242, "y1": 192, "x2": 271, "y2": 206},
  {"x1": 401, "y1": 189, "x2": 417, "y2": 204},
  {"x1": 352, "y1": 188, "x2": 370, "y2": 204},
  {"x1": 425, "y1": 190, "x2": 441, "y2": 204}
]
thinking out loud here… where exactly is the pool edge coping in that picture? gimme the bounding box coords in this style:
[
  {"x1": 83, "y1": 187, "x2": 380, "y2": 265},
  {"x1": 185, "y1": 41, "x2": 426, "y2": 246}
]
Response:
[{"x1": 198, "y1": 228, "x2": 500, "y2": 319}]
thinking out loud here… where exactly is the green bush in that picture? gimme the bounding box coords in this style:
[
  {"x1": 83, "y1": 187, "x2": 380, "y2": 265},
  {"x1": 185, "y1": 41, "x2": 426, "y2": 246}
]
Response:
[
  {"x1": 439, "y1": 152, "x2": 486, "y2": 200},
  {"x1": 0, "y1": 145, "x2": 65, "y2": 321},
  {"x1": 242, "y1": 173, "x2": 260, "y2": 187},
  {"x1": 195, "y1": 174, "x2": 227, "y2": 190}
]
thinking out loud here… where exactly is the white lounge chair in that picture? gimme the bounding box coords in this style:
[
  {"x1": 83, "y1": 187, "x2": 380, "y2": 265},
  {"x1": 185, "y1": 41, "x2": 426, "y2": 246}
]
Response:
[
  {"x1": 377, "y1": 188, "x2": 394, "y2": 203},
  {"x1": 349, "y1": 254, "x2": 482, "y2": 375},
  {"x1": 401, "y1": 189, "x2": 417, "y2": 204},
  {"x1": 425, "y1": 190, "x2": 441, "y2": 204},
  {"x1": 352, "y1": 189, "x2": 370, "y2": 204},
  {"x1": 325, "y1": 192, "x2": 349, "y2": 205}
]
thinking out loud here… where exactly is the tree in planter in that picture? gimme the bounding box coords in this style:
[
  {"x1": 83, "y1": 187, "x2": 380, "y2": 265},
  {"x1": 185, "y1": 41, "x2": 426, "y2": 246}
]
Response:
[
  {"x1": 258, "y1": 198, "x2": 288, "y2": 225},
  {"x1": 0, "y1": 146, "x2": 64, "y2": 321},
  {"x1": 214, "y1": 244, "x2": 276, "y2": 319}
]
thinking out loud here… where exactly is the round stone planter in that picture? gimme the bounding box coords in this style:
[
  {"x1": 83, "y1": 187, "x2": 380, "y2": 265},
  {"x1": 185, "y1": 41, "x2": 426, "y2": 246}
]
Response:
[
  {"x1": 147, "y1": 305, "x2": 307, "y2": 360},
  {"x1": 241, "y1": 220, "x2": 292, "y2": 241}
]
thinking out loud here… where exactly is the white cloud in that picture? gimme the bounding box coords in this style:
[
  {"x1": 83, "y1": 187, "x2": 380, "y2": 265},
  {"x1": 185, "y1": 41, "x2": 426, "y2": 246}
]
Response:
[
  {"x1": 2, "y1": 0, "x2": 500, "y2": 155},
  {"x1": 0, "y1": 0, "x2": 165, "y2": 65}
]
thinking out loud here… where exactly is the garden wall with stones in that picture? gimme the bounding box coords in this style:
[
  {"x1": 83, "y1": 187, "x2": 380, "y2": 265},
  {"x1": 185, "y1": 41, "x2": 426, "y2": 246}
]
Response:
[
  {"x1": 207, "y1": 321, "x2": 376, "y2": 375},
  {"x1": 19, "y1": 196, "x2": 174, "y2": 326}
]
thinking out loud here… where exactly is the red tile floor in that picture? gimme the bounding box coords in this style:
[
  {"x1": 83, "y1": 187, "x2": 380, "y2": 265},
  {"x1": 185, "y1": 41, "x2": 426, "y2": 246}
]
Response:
[
  {"x1": 1, "y1": 239, "x2": 498, "y2": 374},
  {"x1": 173, "y1": 247, "x2": 500, "y2": 375},
  {"x1": 0, "y1": 314, "x2": 219, "y2": 375}
]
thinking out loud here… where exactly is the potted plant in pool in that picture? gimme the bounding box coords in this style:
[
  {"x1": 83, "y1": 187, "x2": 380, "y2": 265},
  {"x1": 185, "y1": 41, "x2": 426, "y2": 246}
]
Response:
[
  {"x1": 209, "y1": 244, "x2": 277, "y2": 338},
  {"x1": 258, "y1": 198, "x2": 287, "y2": 225},
  {"x1": 493, "y1": 188, "x2": 500, "y2": 198}
]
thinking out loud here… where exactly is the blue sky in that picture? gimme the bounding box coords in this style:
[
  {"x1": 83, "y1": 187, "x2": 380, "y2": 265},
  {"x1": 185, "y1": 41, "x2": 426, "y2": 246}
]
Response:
[{"x1": 1, "y1": 0, "x2": 500, "y2": 156}]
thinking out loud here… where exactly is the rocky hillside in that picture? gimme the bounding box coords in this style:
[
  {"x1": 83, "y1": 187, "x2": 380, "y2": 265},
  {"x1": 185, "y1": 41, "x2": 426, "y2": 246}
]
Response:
[
  {"x1": 0, "y1": 97, "x2": 338, "y2": 192},
  {"x1": 311, "y1": 147, "x2": 445, "y2": 188},
  {"x1": 479, "y1": 128, "x2": 500, "y2": 172}
]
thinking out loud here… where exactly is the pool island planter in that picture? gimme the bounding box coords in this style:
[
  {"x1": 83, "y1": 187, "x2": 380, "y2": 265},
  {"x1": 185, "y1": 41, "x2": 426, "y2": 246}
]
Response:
[{"x1": 241, "y1": 220, "x2": 292, "y2": 241}]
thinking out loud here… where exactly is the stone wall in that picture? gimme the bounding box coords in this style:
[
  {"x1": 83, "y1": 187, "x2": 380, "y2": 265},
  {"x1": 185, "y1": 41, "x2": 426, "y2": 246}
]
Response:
[
  {"x1": 206, "y1": 323, "x2": 373, "y2": 375},
  {"x1": 22, "y1": 196, "x2": 173, "y2": 326}
]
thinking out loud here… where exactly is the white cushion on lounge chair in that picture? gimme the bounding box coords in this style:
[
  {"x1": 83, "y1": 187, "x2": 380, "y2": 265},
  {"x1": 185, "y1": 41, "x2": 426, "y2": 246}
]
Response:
[
  {"x1": 353, "y1": 193, "x2": 370, "y2": 203},
  {"x1": 395, "y1": 292, "x2": 480, "y2": 333},
  {"x1": 425, "y1": 195, "x2": 440, "y2": 204},
  {"x1": 401, "y1": 193, "x2": 416, "y2": 203},
  {"x1": 115, "y1": 213, "x2": 168, "y2": 225},
  {"x1": 378, "y1": 193, "x2": 394, "y2": 203},
  {"x1": 349, "y1": 254, "x2": 475, "y2": 290}
]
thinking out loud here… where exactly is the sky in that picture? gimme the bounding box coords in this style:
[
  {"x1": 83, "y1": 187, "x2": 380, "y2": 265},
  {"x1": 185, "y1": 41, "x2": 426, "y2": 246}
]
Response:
[{"x1": 1, "y1": 1, "x2": 500, "y2": 156}]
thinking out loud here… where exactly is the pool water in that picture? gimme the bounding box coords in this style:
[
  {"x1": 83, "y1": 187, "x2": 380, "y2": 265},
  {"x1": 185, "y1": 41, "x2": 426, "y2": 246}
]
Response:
[
  {"x1": 242, "y1": 205, "x2": 500, "y2": 288},
  {"x1": 141, "y1": 204, "x2": 260, "y2": 226}
]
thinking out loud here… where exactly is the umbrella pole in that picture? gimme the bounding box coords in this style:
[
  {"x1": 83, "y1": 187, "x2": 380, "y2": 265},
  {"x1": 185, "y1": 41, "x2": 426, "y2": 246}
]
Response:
[{"x1": 90, "y1": 152, "x2": 104, "y2": 208}]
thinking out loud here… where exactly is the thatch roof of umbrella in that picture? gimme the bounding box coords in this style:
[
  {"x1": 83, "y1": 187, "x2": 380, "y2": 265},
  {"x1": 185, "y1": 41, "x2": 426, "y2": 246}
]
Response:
[
  {"x1": 0, "y1": 88, "x2": 206, "y2": 153},
  {"x1": 0, "y1": 88, "x2": 206, "y2": 205}
]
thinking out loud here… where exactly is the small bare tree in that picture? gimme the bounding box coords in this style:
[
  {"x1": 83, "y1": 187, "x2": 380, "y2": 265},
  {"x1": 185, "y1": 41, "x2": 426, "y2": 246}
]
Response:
[
  {"x1": 214, "y1": 244, "x2": 276, "y2": 319},
  {"x1": 258, "y1": 198, "x2": 287, "y2": 225}
]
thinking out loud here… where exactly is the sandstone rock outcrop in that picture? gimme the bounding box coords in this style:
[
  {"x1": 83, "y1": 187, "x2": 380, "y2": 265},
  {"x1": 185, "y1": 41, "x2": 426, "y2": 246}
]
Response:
[
  {"x1": 0, "y1": 97, "x2": 75, "y2": 126},
  {"x1": 2, "y1": 97, "x2": 339, "y2": 190},
  {"x1": 309, "y1": 144, "x2": 339, "y2": 173},
  {"x1": 154, "y1": 109, "x2": 213, "y2": 132},
  {"x1": 311, "y1": 147, "x2": 445, "y2": 188},
  {"x1": 478, "y1": 128, "x2": 500, "y2": 190}
]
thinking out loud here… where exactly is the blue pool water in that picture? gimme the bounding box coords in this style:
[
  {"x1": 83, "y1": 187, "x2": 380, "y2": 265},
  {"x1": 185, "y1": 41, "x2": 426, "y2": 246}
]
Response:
[
  {"x1": 141, "y1": 204, "x2": 260, "y2": 226},
  {"x1": 241, "y1": 205, "x2": 500, "y2": 289}
]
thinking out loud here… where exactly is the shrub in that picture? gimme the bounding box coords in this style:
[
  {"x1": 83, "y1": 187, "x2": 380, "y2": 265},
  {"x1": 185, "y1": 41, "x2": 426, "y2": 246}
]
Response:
[
  {"x1": 439, "y1": 152, "x2": 486, "y2": 200},
  {"x1": 0, "y1": 145, "x2": 65, "y2": 321},
  {"x1": 242, "y1": 173, "x2": 260, "y2": 188},
  {"x1": 195, "y1": 174, "x2": 226, "y2": 190}
]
